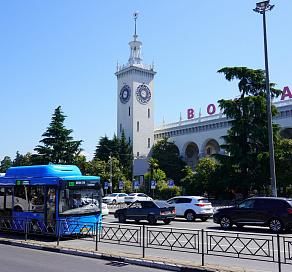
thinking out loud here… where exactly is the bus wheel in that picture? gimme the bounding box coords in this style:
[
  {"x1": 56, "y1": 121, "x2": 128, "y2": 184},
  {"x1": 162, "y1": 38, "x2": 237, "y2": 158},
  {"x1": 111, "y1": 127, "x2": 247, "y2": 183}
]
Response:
[{"x1": 30, "y1": 220, "x2": 42, "y2": 233}]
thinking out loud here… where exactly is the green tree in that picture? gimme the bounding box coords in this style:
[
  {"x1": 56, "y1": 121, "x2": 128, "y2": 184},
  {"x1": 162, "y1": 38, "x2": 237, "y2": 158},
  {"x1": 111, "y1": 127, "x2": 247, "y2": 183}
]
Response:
[
  {"x1": 182, "y1": 158, "x2": 217, "y2": 196},
  {"x1": 86, "y1": 157, "x2": 131, "y2": 193},
  {"x1": 152, "y1": 136, "x2": 186, "y2": 185},
  {"x1": 94, "y1": 130, "x2": 133, "y2": 180},
  {"x1": 147, "y1": 157, "x2": 159, "y2": 183},
  {"x1": 12, "y1": 151, "x2": 23, "y2": 167},
  {"x1": 34, "y1": 106, "x2": 83, "y2": 164},
  {"x1": 213, "y1": 67, "x2": 282, "y2": 196},
  {"x1": 21, "y1": 153, "x2": 34, "y2": 166},
  {"x1": 274, "y1": 139, "x2": 292, "y2": 192},
  {"x1": 0, "y1": 156, "x2": 12, "y2": 172},
  {"x1": 144, "y1": 168, "x2": 167, "y2": 194},
  {"x1": 94, "y1": 135, "x2": 114, "y2": 162},
  {"x1": 118, "y1": 130, "x2": 133, "y2": 180}
]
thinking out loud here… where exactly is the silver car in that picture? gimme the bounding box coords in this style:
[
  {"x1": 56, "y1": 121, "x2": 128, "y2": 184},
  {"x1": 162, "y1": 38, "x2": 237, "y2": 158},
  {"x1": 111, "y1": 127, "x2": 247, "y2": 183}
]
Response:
[{"x1": 102, "y1": 193, "x2": 128, "y2": 204}]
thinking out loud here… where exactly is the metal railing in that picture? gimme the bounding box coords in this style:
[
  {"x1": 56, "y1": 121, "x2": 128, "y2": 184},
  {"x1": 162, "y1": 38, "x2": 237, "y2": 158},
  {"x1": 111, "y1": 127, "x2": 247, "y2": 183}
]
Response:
[{"x1": 1, "y1": 215, "x2": 292, "y2": 272}]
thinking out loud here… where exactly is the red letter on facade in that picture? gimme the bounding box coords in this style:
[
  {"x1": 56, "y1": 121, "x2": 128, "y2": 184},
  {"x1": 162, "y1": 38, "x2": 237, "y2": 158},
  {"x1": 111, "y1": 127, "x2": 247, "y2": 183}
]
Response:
[
  {"x1": 281, "y1": 86, "x2": 292, "y2": 100},
  {"x1": 207, "y1": 104, "x2": 216, "y2": 115},
  {"x1": 187, "y1": 108, "x2": 194, "y2": 119}
]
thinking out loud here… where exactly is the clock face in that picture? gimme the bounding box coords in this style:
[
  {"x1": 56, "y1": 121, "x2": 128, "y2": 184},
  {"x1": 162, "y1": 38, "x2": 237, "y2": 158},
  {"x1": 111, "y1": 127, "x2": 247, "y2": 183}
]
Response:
[
  {"x1": 119, "y1": 85, "x2": 131, "y2": 104},
  {"x1": 136, "y1": 84, "x2": 151, "y2": 105}
]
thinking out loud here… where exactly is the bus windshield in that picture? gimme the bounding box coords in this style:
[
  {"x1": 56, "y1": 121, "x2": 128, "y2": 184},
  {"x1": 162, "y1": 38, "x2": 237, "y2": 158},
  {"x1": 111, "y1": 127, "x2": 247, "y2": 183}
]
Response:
[{"x1": 59, "y1": 185, "x2": 101, "y2": 217}]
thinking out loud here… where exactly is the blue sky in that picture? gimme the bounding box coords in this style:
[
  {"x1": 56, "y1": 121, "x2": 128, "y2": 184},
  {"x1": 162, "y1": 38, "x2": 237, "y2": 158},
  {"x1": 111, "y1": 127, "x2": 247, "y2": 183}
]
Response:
[{"x1": 0, "y1": 0, "x2": 291, "y2": 162}]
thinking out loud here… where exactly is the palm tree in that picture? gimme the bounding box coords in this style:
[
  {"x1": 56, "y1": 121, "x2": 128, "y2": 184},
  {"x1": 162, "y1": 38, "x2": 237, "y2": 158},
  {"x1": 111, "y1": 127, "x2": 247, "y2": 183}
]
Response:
[{"x1": 147, "y1": 157, "x2": 159, "y2": 183}]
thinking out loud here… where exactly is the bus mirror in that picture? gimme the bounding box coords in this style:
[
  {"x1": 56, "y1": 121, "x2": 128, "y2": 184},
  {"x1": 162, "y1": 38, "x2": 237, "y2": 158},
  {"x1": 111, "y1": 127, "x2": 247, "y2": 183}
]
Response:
[{"x1": 101, "y1": 188, "x2": 104, "y2": 197}]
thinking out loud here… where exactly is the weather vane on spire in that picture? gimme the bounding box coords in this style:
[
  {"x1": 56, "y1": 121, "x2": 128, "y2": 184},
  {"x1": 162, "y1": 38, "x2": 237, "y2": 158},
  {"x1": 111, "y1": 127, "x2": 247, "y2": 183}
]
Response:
[{"x1": 133, "y1": 11, "x2": 139, "y2": 36}]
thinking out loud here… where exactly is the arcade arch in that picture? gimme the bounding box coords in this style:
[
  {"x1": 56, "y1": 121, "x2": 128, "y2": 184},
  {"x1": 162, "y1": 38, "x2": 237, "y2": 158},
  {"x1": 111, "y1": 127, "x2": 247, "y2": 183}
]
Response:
[
  {"x1": 203, "y1": 139, "x2": 220, "y2": 159},
  {"x1": 279, "y1": 127, "x2": 292, "y2": 139},
  {"x1": 183, "y1": 142, "x2": 199, "y2": 170}
]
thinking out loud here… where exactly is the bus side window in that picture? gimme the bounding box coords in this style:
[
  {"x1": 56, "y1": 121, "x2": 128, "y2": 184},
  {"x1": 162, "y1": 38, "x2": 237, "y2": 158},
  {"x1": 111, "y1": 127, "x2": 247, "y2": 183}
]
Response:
[
  {"x1": 30, "y1": 186, "x2": 44, "y2": 213},
  {"x1": 14, "y1": 186, "x2": 28, "y2": 212}
]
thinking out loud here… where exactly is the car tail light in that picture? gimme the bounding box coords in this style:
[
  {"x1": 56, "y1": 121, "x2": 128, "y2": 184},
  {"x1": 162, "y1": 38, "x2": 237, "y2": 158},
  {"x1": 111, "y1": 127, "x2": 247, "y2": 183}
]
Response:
[
  {"x1": 172, "y1": 210, "x2": 176, "y2": 214},
  {"x1": 286, "y1": 208, "x2": 292, "y2": 214},
  {"x1": 195, "y1": 204, "x2": 205, "y2": 207},
  {"x1": 161, "y1": 211, "x2": 166, "y2": 215}
]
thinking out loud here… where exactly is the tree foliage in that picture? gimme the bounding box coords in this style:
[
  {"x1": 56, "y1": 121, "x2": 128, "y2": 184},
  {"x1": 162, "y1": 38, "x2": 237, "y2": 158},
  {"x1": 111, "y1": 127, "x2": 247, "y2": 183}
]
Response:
[
  {"x1": 12, "y1": 151, "x2": 23, "y2": 167},
  {"x1": 274, "y1": 139, "x2": 292, "y2": 189},
  {"x1": 0, "y1": 156, "x2": 12, "y2": 172},
  {"x1": 182, "y1": 158, "x2": 217, "y2": 196},
  {"x1": 34, "y1": 106, "x2": 83, "y2": 164},
  {"x1": 213, "y1": 67, "x2": 282, "y2": 196},
  {"x1": 152, "y1": 136, "x2": 186, "y2": 185},
  {"x1": 94, "y1": 130, "x2": 132, "y2": 180},
  {"x1": 86, "y1": 157, "x2": 131, "y2": 193}
]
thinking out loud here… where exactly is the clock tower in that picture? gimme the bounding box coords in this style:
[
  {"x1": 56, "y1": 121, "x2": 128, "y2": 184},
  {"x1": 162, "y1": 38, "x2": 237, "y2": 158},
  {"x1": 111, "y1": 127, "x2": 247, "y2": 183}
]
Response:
[{"x1": 115, "y1": 12, "x2": 156, "y2": 175}]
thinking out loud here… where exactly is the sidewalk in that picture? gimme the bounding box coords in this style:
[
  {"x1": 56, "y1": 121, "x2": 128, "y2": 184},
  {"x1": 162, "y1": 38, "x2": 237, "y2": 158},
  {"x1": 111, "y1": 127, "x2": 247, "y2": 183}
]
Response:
[{"x1": 0, "y1": 236, "x2": 258, "y2": 272}]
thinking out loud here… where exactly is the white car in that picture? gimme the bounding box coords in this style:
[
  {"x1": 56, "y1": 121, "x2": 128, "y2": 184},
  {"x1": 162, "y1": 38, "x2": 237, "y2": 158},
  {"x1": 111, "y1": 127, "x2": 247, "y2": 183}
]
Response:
[
  {"x1": 101, "y1": 203, "x2": 109, "y2": 216},
  {"x1": 124, "y1": 193, "x2": 153, "y2": 204},
  {"x1": 102, "y1": 193, "x2": 128, "y2": 204},
  {"x1": 167, "y1": 196, "x2": 213, "y2": 221},
  {"x1": 81, "y1": 197, "x2": 109, "y2": 216}
]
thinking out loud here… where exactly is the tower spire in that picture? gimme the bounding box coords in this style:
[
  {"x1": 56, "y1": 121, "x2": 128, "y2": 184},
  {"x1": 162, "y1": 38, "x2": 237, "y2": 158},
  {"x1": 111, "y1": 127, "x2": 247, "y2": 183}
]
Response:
[
  {"x1": 133, "y1": 11, "x2": 138, "y2": 38},
  {"x1": 128, "y1": 11, "x2": 142, "y2": 66}
]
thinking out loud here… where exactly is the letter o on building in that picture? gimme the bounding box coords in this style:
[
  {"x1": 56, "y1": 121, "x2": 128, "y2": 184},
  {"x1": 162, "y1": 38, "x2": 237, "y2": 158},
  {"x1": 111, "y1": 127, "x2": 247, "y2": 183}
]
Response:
[{"x1": 207, "y1": 104, "x2": 216, "y2": 115}]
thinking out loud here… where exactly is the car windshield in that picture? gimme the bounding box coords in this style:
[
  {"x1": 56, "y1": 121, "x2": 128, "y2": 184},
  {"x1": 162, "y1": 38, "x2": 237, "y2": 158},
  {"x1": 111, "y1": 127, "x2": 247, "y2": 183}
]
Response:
[
  {"x1": 155, "y1": 201, "x2": 171, "y2": 208},
  {"x1": 108, "y1": 194, "x2": 118, "y2": 197}
]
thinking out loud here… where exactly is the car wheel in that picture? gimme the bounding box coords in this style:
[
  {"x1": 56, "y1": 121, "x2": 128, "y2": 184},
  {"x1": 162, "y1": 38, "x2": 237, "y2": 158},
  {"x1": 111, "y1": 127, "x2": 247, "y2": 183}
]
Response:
[
  {"x1": 112, "y1": 199, "x2": 117, "y2": 205},
  {"x1": 201, "y1": 218, "x2": 208, "y2": 222},
  {"x1": 219, "y1": 216, "x2": 232, "y2": 229},
  {"x1": 269, "y1": 218, "x2": 283, "y2": 232},
  {"x1": 185, "y1": 210, "x2": 196, "y2": 221},
  {"x1": 118, "y1": 213, "x2": 126, "y2": 223},
  {"x1": 147, "y1": 215, "x2": 157, "y2": 225},
  {"x1": 163, "y1": 219, "x2": 171, "y2": 225}
]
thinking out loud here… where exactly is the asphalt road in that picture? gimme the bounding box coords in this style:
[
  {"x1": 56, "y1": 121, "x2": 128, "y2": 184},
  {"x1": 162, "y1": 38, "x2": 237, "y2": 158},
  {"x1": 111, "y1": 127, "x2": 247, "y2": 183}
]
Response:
[{"x1": 0, "y1": 243, "x2": 165, "y2": 272}]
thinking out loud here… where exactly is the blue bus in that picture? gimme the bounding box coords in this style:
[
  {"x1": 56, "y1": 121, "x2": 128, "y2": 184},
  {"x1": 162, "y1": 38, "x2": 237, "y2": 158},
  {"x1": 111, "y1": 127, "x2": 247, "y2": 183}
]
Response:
[{"x1": 0, "y1": 165, "x2": 103, "y2": 235}]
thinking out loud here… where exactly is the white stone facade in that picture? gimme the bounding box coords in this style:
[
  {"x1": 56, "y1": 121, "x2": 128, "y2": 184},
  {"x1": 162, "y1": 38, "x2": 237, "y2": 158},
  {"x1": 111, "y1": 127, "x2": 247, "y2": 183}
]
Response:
[{"x1": 154, "y1": 99, "x2": 292, "y2": 169}]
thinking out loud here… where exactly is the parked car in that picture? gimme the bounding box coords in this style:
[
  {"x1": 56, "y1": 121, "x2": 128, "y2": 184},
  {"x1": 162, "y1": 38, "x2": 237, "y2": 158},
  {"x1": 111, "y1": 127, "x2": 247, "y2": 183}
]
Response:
[
  {"x1": 167, "y1": 196, "x2": 213, "y2": 221},
  {"x1": 114, "y1": 200, "x2": 176, "y2": 224},
  {"x1": 124, "y1": 193, "x2": 152, "y2": 204},
  {"x1": 102, "y1": 193, "x2": 128, "y2": 204},
  {"x1": 213, "y1": 197, "x2": 292, "y2": 232}
]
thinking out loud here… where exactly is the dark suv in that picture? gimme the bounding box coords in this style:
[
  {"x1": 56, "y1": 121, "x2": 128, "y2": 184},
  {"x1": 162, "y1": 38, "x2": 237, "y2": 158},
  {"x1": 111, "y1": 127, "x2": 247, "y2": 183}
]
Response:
[{"x1": 213, "y1": 197, "x2": 292, "y2": 232}]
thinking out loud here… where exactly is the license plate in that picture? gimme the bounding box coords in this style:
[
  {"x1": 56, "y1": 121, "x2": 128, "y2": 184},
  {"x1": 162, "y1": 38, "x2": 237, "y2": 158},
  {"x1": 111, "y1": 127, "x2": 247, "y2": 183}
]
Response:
[{"x1": 81, "y1": 227, "x2": 91, "y2": 232}]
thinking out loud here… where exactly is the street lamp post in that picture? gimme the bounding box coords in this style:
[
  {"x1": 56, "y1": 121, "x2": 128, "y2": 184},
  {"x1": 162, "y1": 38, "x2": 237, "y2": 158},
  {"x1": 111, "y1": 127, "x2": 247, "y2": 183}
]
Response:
[{"x1": 254, "y1": 1, "x2": 277, "y2": 197}]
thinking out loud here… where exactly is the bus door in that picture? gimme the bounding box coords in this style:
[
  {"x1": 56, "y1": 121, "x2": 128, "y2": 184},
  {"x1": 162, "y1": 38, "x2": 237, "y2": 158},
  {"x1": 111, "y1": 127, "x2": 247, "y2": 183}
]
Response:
[{"x1": 46, "y1": 187, "x2": 56, "y2": 230}]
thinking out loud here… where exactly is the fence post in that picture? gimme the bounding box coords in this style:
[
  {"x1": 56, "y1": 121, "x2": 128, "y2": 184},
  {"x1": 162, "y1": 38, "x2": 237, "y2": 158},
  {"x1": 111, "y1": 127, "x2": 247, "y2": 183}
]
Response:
[
  {"x1": 25, "y1": 217, "x2": 28, "y2": 241},
  {"x1": 142, "y1": 224, "x2": 145, "y2": 258},
  {"x1": 277, "y1": 234, "x2": 281, "y2": 272},
  {"x1": 201, "y1": 229, "x2": 204, "y2": 266},
  {"x1": 57, "y1": 220, "x2": 61, "y2": 246},
  {"x1": 95, "y1": 222, "x2": 99, "y2": 251}
]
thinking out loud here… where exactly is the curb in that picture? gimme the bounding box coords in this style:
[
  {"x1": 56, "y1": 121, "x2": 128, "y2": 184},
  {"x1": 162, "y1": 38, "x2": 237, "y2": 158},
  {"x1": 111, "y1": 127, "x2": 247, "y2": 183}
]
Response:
[{"x1": 0, "y1": 238, "x2": 242, "y2": 272}]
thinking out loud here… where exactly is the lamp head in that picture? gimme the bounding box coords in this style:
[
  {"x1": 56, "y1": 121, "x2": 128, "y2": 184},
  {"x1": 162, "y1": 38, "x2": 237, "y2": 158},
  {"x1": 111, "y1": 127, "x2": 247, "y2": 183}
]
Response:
[{"x1": 254, "y1": 1, "x2": 274, "y2": 14}]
